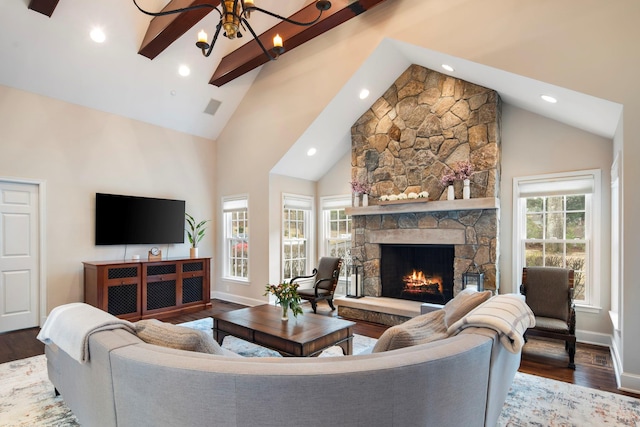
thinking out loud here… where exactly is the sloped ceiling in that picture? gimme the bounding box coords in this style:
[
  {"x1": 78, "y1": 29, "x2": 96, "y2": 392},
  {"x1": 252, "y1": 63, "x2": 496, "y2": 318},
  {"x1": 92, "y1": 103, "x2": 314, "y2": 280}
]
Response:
[{"x1": 0, "y1": 1, "x2": 622, "y2": 182}]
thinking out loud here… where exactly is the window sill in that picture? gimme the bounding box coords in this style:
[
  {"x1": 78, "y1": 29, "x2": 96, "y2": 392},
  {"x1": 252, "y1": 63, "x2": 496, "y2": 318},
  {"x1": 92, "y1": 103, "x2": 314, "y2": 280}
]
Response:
[
  {"x1": 575, "y1": 303, "x2": 602, "y2": 314},
  {"x1": 222, "y1": 277, "x2": 250, "y2": 285}
]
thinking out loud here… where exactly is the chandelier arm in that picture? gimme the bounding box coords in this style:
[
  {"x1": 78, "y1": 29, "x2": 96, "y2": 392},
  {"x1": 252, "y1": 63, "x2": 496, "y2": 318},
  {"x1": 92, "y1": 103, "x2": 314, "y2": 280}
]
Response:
[
  {"x1": 241, "y1": 18, "x2": 279, "y2": 61},
  {"x1": 249, "y1": 6, "x2": 324, "y2": 27},
  {"x1": 132, "y1": 0, "x2": 222, "y2": 18},
  {"x1": 202, "y1": 21, "x2": 224, "y2": 57}
]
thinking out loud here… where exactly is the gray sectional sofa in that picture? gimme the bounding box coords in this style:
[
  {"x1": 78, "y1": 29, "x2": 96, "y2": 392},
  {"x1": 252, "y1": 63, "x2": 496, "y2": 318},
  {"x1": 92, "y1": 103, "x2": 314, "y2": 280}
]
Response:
[{"x1": 44, "y1": 294, "x2": 532, "y2": 427}]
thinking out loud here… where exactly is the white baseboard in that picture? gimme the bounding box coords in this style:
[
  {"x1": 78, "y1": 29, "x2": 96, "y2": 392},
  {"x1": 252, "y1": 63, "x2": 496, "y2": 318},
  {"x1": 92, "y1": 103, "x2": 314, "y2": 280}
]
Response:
[
  {"x1": 211, "y1": 291, "x2": 264, "y2": 307},
  {"x1": 619, "y1": 372, "x2": 640, "y2": 394},
  {"x1": 576, "y1": 329, "x2": 611, "y2": 347},
  {"x1": 610, "y1": 337, "x2": 623, "y2": 389}
]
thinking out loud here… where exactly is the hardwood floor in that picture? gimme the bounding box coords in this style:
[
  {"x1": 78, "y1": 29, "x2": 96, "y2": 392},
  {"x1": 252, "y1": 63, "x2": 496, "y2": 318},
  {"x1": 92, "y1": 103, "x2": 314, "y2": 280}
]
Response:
[{"x1": 1, "y1": 299, "x2": 637, "y2": 400}]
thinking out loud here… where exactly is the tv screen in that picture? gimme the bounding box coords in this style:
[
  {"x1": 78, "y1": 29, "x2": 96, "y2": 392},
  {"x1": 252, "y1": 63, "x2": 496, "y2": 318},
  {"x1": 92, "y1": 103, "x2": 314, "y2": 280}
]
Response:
[{"x1": 95, "y1": 193, "x2": 185, "y2": 245}]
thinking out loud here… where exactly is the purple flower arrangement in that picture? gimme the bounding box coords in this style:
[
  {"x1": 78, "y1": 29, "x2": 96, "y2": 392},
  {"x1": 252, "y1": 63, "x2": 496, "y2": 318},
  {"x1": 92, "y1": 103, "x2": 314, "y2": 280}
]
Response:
[{"x1": 350, "y1": 180, "x2": 371, "y2": 195}]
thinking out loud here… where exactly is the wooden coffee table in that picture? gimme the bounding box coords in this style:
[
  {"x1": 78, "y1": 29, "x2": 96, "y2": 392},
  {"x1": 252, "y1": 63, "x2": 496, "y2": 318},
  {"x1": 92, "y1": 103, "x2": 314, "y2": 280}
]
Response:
[{"x1": 212, "y1": 304, "x2": 355, "y2": 357}]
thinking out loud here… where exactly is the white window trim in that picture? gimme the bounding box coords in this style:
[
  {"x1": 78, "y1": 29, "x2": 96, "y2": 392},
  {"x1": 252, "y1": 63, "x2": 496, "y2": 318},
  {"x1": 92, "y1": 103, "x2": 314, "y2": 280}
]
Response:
[
  {"x1": 281, "y1": 193, "x2": 314, "y2": 281},
  {"x1": 222, "y1": 194, "x2": 249, "y2": 283},
  {"x1": 512, "y1": 169, "x2": 601, "y2": 309}
]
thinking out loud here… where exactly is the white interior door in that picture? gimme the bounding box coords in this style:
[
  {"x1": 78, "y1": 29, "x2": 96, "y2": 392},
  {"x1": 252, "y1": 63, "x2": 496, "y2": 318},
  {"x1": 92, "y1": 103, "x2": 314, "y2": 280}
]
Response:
[{"x1": 0, "y1": 181, "x2": 39, "y2": 333}]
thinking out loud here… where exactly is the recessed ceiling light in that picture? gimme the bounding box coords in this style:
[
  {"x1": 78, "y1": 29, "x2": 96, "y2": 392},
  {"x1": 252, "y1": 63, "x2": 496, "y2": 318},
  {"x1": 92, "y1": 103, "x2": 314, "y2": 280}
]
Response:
[
  {"x1": 541, "y1": 95, "x2": 558, "y2": 104},
  {"x1": 359, "y1": 89, "x2": 370, "y2": 100},
  {"x1": 178, "y1": 65, "x2": 191, "y2": 77},
  {"x1": 307, "y1": 148, "x2": 317, "y2": 156},
  {"x1": 90, "y1": 28, "x2": 106, "y2": 43},
  {"x1": 441, "y1": 64, "x2": 455, "y2": 72}
]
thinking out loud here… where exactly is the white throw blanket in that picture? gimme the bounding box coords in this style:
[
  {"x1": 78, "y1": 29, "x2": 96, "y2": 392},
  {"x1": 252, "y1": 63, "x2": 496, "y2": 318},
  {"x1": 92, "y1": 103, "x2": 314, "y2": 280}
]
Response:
[
  {"x1": 446, "y1": 294, "x2": 535, "y2": 353},
  {"x1": 37, "y1": 302, "x2": 135, "y2": 363}
]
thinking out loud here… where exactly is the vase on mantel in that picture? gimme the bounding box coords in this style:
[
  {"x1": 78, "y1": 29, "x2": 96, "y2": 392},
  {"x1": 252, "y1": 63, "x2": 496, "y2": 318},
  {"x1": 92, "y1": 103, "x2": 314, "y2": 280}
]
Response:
[
  {"x1": 353, "y1": 193, "x2": 360, "y2": 207},
  {"x1": 362, "y1": 193, "x2": 369, "y2": 207},
  {"x1": 463, "y1": 179, "x2": 470, "y2": 200},
  {"x1": 447, "y1": 185, "x2": 455, "y2": 201},
  {"x1": 281, "y1": 305, "x2": 289, "y2": 321},
  {"x1": 190, "y1": 247, "x2": 198, "y2": 258}
]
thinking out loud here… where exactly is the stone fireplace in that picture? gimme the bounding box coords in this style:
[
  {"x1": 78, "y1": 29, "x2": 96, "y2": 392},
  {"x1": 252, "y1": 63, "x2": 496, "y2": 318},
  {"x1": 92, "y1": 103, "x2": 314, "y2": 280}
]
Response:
[{"x1": 340, "y1": 64, "x2": 501, "y2": 325}]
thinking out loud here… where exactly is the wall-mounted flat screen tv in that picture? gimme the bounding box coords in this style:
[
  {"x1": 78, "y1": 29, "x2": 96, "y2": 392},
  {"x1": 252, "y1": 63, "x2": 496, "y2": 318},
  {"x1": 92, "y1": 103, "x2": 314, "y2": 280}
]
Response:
[{"x1": 95, "y1": 193, "x2": 185, "y2": 245}]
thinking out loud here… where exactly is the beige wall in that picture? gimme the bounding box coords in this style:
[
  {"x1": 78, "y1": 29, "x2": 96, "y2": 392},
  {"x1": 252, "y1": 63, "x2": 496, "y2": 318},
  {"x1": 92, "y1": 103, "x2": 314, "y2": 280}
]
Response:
[
  {"x1": 0, "y1": 84, "x2": 216, "y2": 314},
  {"x1": 215, "y1": 0, "x2": 639, "y2": 389},
  {"x1": 500, "y1": 104, "x2": 612, "y2": 336}
]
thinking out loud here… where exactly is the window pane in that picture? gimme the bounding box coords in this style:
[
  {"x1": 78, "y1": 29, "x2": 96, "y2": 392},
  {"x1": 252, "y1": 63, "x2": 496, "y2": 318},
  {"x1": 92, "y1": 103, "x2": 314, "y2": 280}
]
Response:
[
  {"x1": 526, "y1": 213, "x2": 543, "y2": 239},
  {"x1": 545, "y1": 243, "x2": 564, "y2": 266},
  {"x1": 566, "y1": 212, "x2": 585, "y2": 239},
  {"x1": 546, "y1": 196, "x2": 564, "y2": 212},
  {"x1": 545, "y1": 213, "x2": 565, "y2": 239},
  {"x1": 525, "y1": 242, "x2": 543, "y2": 266},
  {"x1": 526, "y1": 197, "x2": 543, "y2": 212},
  {"x1": 566, "y1": 195, "x2": 585, "y2": 211}
]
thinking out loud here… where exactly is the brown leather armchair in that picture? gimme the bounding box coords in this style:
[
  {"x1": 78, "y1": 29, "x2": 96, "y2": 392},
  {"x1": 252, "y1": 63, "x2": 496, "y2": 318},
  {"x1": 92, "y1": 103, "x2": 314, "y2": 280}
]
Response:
[
  {"x1": 520, "y1": 266, "x2": 576, "y2": 369},
  {"x1": 291, "y1": 257, "x2": 343, "y2": 313}
]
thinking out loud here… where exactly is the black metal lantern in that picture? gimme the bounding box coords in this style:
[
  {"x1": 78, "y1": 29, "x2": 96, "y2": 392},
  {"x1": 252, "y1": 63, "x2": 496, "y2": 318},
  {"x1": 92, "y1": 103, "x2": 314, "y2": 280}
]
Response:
[{"x1": 462, "y1": 263, "x2": 484, "y2": 291}]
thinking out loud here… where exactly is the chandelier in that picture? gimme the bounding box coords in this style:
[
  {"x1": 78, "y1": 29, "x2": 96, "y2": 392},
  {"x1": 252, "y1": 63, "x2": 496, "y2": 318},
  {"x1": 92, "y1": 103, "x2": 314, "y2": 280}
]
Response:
[{"x1": 133, "y1": 0, "x2": 332, "y2": 60}]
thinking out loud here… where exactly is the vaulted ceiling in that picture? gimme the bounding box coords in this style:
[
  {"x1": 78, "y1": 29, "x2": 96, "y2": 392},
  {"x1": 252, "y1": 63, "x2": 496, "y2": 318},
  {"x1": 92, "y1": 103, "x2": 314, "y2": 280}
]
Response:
[{"x1": 2, "y1": 1, "x2": 623, "y2": 181}]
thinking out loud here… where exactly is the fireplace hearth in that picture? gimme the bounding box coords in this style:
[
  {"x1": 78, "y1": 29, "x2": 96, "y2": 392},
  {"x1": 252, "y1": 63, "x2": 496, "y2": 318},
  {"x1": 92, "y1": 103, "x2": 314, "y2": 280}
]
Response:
[{"x1": 381, "y1": 244, "x2": 454, "y2": 304}]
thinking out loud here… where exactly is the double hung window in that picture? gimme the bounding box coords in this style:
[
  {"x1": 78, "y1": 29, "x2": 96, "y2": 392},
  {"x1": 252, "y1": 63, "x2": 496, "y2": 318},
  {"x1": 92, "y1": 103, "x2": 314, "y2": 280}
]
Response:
[
  {"x1": 514, "y1": 170, "x2": 601, "y2": 306},
  {"x1": 321, "y1": 196, "x2": 352, "y2": 294},
  {"x1": 223, "y1": 196, "x2": 249, "y2": 281},
  {"x1": 282, "y1": 195, "x2": 313, "y2": 283}
]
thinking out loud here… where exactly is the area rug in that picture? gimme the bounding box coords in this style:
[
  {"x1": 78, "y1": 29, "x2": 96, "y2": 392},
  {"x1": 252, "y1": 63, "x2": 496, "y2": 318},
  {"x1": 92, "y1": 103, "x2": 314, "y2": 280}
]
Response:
[{"x1": 2, "y1": 322, "x2": 640, "y2": 426}]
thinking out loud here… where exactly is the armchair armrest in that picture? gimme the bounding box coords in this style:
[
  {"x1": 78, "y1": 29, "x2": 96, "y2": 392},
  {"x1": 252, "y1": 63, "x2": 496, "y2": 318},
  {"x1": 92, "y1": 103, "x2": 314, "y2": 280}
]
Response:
[{"x1": 290, "y1": 268, "x2": 318, "y2": 285}]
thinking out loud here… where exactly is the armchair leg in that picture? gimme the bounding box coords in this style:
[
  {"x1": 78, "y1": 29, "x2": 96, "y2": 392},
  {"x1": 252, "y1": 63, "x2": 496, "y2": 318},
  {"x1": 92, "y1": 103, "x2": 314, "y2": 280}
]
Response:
[
  {"x1": 568, "y1": 341, "x2": 576, "y2": 370},
  {"x1": 328, "y1": 298, "x2": 335, "y2": 311},
  {"x1": 310, "y1": 301, "x2": 317, "y2": 313}
]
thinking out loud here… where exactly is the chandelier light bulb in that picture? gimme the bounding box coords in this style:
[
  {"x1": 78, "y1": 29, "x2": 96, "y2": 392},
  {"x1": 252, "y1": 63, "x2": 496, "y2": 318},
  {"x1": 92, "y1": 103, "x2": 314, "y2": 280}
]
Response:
[
  {"x1": 197, "y1": 30, "x2": 208, "y2": 44},
  {"x1": 273, "y1": 34, "x2": 283, "y2": 49}
]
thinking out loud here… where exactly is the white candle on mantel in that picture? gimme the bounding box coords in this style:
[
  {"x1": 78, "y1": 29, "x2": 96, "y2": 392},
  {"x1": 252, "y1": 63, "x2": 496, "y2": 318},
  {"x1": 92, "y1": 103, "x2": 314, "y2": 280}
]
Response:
[
  {"x1": 273, "y1": 34, "x2": 283, "y2": 48},
  {"x1": 197, "y1": 30, "x2": 208, "y2": 43}
]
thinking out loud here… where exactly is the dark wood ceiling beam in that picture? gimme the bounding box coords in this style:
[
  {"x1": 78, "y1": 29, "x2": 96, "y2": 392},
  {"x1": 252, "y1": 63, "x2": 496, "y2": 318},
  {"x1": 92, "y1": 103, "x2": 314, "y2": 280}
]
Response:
[
  {"x1": 28, "y1": 0, "x2": 60, "y2": 17},
  {"x1": 210, "y1": 0, "x2": 389, "y2": 87},
  {"x1": 138, "y1": 0, "x2": 220, "y2": 60}
]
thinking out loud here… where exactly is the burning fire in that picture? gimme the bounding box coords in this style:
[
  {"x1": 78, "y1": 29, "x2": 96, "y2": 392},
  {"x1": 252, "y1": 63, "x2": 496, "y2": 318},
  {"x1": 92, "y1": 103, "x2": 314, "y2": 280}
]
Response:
[{"x1": 402, "y1": 270, "x2": 443, "y2": 294}]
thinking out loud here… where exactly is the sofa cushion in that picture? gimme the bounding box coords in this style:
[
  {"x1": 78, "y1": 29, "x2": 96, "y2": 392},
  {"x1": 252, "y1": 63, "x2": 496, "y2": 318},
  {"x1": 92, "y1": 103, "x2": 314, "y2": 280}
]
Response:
[
  {"x1": 443, "y1": 288, "x2": 492, "y2": 328},
  {"x1": 372, "y1": 309, "x2": 447, "y2": 353},
  {"x1": 135, "y1": 319, "x2": 226, "y2": 355}
]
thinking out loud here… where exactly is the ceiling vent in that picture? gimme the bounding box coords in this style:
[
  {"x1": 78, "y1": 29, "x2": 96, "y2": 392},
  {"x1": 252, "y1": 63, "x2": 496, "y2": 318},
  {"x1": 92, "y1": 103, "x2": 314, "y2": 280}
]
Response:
[{"x1": 204, "y1": 98, "x2": 221, "y2": 116}]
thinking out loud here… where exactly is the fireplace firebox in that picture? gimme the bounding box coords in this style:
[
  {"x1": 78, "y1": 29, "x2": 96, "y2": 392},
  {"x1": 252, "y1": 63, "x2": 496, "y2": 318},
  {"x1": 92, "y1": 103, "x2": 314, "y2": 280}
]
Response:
[{"x1": 380, "y1": 244, "x2": 455, "y2": 304}]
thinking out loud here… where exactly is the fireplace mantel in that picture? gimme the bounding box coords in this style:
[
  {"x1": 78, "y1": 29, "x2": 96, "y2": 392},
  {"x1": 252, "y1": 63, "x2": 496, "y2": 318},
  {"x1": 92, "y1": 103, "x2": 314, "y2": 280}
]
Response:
[{"x1": 346, "y1": 197, "x2": 499, "y2": 216}]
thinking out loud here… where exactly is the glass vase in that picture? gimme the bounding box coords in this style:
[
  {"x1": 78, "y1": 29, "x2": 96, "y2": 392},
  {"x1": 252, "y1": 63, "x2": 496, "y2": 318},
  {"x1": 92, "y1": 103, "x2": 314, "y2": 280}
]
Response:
[{"x1": 281, "y1": 304, "x2": 289, "y2": 321}]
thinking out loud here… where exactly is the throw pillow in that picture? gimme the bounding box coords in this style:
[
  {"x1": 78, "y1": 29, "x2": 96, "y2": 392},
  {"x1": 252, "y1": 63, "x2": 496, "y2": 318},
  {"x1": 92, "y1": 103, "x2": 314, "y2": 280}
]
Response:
[
  {"x1": 443, "y1": 288, "x2": 492, "y2": 328},
  {"x1": 135, "y1": 319, "x2": 226, "y2": 355},
  {"x1": 372, "y1": 309, "x2": 447, "y2": 353}
]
